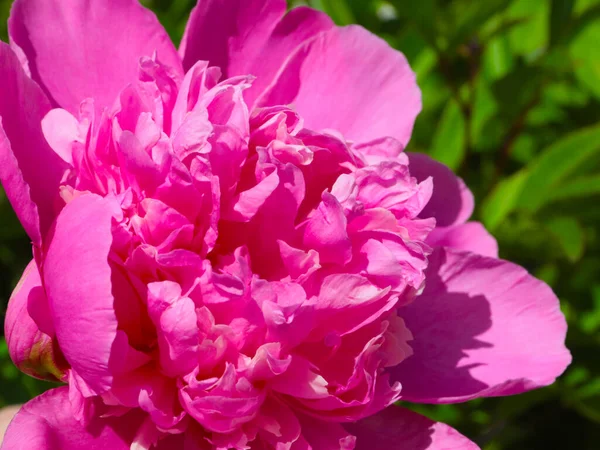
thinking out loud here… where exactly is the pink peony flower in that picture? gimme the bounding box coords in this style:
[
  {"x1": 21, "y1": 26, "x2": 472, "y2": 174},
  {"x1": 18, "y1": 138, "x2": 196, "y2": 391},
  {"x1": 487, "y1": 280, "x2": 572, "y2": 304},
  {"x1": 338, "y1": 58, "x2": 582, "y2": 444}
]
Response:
[{"x1": 0, "y1": 0, "x2": 570, "y2": 449}]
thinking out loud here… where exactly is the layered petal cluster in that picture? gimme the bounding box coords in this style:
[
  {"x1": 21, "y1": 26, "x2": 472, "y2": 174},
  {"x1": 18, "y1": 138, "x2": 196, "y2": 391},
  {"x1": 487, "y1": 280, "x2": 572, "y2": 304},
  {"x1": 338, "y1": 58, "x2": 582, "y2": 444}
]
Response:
[{"x1": 0, "y1": 1, "x2": 570, "y2": 449}]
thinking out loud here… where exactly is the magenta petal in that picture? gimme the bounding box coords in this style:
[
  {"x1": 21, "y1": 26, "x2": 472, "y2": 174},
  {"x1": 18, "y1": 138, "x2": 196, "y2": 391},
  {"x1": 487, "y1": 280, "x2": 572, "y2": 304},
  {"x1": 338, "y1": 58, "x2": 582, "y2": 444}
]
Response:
[
  {"x1": 408, "y1": 153, "x2": 474, "y2": 227},
  {"x1": 1, "y1": 387, "x2": 143, "y2": 450},
  {"x1": 303, "y1": 192, "x2": 352, "y2": 265},
  {"x1": 147, "y1": 281, "x2": 200, "y2": 377},
  {"x1": 181, "y1": 0, "x2": 333, "y2": 106},
  {"x1": 0, "y1": 42, "x2": 67, "y2": 245},
  {"x1": 258, "y1": 26, "x2": 421, "y2": 145},
  {"x1": 391, "y1": 247, "x2": 571, "y2": 403},
  {"x1": 4, "y1": 260, "x2": 66, "y2": 382},
  {"x1": 345, "y1": 406, "x2": 479, "y2": 449},
  {"x1": 43, "y1": 194, "x2": 121, "y2": 394},
  {"x1": 9, "y1": 0, "x2": 183, "y2": 115},
  {"x1": 181, "y1": 0, "x2": 286, "y2": 72},
  {"x1": 427, "y1": 222, "x2": 499, "y2": 258},
  {"x1": 225, "y1": 170, "x2": 280, "y2": 222},
  {"x1": 243, "y1": 6, "x2": 334, "y2": 107}
]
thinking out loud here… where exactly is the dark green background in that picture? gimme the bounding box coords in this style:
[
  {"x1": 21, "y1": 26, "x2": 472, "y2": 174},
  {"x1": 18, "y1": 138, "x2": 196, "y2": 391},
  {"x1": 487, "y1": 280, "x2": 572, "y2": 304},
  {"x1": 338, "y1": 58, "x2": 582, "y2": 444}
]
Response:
[{"x1": 2, "y1": 0, "x2": 600, "y2": 448}]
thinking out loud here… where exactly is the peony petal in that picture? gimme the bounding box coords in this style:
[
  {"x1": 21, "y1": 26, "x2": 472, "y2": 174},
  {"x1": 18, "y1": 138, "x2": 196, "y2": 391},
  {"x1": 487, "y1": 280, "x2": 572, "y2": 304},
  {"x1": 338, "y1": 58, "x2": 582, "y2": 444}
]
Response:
[
  {"x1": 4, "y1": 260, "x2": 66, "y2": 382},
  {"x1": 9, "y1": 0, "x2": 183, "y2": 115},
  {"x1": 1, "y1": 387, "x2": 143, "y2": 450},
  {"x1": 303, "y1": 192, "x2": 352, "y2": 265},
  {"x1": 180, "y1": 0, "x2": 333, "y2": 106},
  {"x1": 270, "y1": 356, "x2": 329, "y2": 400},
  {"x1": 278, "y1": 240, "x2": 321, "y2": 282},
  {"x1": 0, "y1": 42, "x2": 67, "y2": 245},
  {"x1": 147, "y1": 281, "x2": 200, "y2": 377},
  {"x1": 391, "y1": 247, "x2": 571, "y2": 403},
  {"x1": 41, "y1": 108, "x2": 84, "y2": 166},
  {"x1": 426, "y1": 222, "x2": 499, "y2": 258},
  {"x1": 345, "y1": 405, "x2": 479, "y2": 449},
  {"x1": 258, "y1": 26, "x2": 421, "y2": 146},
  {"x1": 181, "y1": 0, "x2": 286, "y2": 73},
  {"x1": 310, "y1": 273, "x2": 394, "y2": 339},
  {"x1": 408, "y1": 153, "x2": 474, "y2": 227},
  {"x1": 225, "y1": 170, "x2": 280, "y2": 222},
  {"x1": 180, "y1": 364, "x2": 265, "y2": 434},
  {"x1": 43, "y1": 194, "x2": 122, "y2": 394},
  {"x1": 255, "y1": 398, "x2": 302, "y2": 449}
]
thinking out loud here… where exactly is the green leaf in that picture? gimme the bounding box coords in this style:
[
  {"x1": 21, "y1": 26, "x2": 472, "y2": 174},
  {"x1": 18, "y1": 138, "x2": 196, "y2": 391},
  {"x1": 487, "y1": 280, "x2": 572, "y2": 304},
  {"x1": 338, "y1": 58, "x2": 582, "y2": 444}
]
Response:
[
  {"x1": 490, "y1": 64, "x2": 541, "y2": 121},
  {"x1": 516, "y1": 124, "x2": 600, "y2": 212},
  {"x1": 412, "y1": 47, "x2": 438, "y2": 79},
  {"x1": 570, "y1": 20, "x2": 600, "y2": 99},
  {"x1": 546, "y1": 217, "x2": 585, "y2": 262},
  {"x1": 480, "y1": 16, "x2": 531, "y2": 43},
  {"x1": 573, "y1": 397, "x2": 600, "y2": 424},
  {"x1": 535, "y1": 263, "x2": 559, "y2": 286},
  {"x1": 545, "y1": 80, "x2": 589, "y2": 107},
  {"x1": 482, "y1": 35, "x2": 516, "y2": 81},
  {"x1": 310, "y1": 0, "x2": 355, "y2": 25},
  {"x1": 417, "y1": 77, "x2": 451, "y2": 121},
  {"x1": 580, "y1": 286, "x2": 600, "y2": 334},
  {"x1": 550, "y1": 175, "x2": 600, "y2": 201},
  {"x1": 507, "y1": 0, "x2": 550, "y2": 58},
  {"x1": 428, "y1": 100, "x2": 466, "y2": 170},
  {"x1": 496, "y1": 387, "x2": 557, "y2": 419},
  {"x1": 550, "y1": 0, "x2": 576, "y2": 46},
  {"x1": 481, "y1": 170, "x2": 528, "y2": 231},
  {"x1": 471, "y1": 76, "x2": 499, "y2": 147},
  {"x1": 562, "y1": 3, "x2": 600, "y2": 44},
  {"x1": 0, "y1": 0, "x2": 10, "y2": 42},
  {"x1": 391, "y1": 0, "x2": 439, "y2": 47},
  {"x1": 565, "y1": 366, "x2": 591, "y2": 388},
  {"x1": 446, "y1": 0, "x2": 508, "y2": 51}
]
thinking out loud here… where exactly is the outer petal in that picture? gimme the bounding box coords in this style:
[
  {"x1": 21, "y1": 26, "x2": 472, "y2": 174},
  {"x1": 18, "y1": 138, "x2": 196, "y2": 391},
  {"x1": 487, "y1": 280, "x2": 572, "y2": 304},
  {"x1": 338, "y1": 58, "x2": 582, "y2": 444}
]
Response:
[
  {"x1": 258, "y1": 26, "x2": 421, "y2": 146},
  {"x1": 4, "y1": 260, "x2": 66, "y2": 382},
  {"x1": 9, "y1": 0, "x2": 183, "y2": 115},
  {"x1": 391, "y1": 247, "x2": 571, "y2": 403},
  {"x1": 43, "y1": 194, "x2": 121, "y2": 394},
  {"x1": 303, "y1": 192, "x2": 352, "y2": 265},
  {"x1": 1, "y1": 387, "x2": 143, "y2": 450},
  {"x1": 147, "y1": 281, "x2": 200, "y2": 377},
  {"x1": 426, "y1": 222, "x2": 498, "y2": 258},
  {"x1": 345, "y1": 406, "x2": 479, "y2": 450},
  {"x1": 0, "y1": 42, "x2": 67, "y2": 245},
  {"x1": 181, "y1": 0, "x2": 286, "y2": 72},
  {"x1": 180, "y1": 0, "x2": 333, "y2": 105},
  {"x1": 408, "y1": 153, "x2": 473, "y2": 227}
]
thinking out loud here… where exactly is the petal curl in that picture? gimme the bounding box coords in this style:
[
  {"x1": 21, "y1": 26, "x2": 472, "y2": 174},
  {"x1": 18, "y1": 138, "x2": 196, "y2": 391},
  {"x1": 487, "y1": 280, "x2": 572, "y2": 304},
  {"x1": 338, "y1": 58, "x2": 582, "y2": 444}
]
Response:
[{"x1": 390, "y1": 247, "x2": 571, "y2": 403}]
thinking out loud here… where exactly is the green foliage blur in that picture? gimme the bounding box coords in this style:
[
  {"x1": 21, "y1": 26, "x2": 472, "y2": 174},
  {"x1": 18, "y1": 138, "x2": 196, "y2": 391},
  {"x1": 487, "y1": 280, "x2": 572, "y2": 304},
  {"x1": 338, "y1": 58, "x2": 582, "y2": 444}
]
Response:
[{"x1": 1, "y1": 0, "x2": 600, "y2": 448}]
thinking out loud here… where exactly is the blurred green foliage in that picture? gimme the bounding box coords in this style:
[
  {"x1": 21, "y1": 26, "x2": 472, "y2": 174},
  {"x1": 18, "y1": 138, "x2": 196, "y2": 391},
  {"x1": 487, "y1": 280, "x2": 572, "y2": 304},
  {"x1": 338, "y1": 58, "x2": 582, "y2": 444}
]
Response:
[{"x1": 1, "y1": 0, "x2": 600, "y2": 448}]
